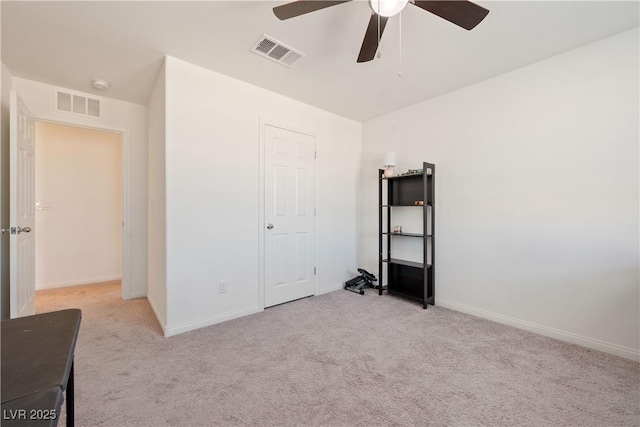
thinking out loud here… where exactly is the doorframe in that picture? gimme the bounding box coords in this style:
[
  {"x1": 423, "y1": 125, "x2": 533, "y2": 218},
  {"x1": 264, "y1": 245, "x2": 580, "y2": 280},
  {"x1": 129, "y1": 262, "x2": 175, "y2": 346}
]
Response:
[
  {"x1": 33, "y1": 118, "x2": 132, "y2": 300},
  {"x1": 258, "y1": 117, "x2": 318, "y2": 310}
]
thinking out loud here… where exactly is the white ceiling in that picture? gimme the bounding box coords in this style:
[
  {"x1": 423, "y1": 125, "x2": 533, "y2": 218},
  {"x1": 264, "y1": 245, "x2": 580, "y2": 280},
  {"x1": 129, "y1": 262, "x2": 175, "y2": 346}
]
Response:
[{"x1": 2, "y1": 1, "x2": 638, "y2": 122}]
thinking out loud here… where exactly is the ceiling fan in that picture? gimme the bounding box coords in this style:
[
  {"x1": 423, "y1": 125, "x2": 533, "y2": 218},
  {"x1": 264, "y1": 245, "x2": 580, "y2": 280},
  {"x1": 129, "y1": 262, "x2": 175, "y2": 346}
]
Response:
[{"x1": 273, "y1": 0, "x2": 489, "y2": 63}]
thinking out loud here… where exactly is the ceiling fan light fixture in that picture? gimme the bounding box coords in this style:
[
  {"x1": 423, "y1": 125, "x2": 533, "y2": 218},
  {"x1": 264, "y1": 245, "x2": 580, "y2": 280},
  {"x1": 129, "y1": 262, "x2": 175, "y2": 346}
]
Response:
[{"x1": 369, "y1": 0, "x2": 409, "y2": 17}]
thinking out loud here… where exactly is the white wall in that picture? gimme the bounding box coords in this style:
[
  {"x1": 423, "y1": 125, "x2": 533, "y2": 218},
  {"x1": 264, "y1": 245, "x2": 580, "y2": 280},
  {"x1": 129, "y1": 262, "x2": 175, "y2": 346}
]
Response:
[
  {"x1": 13, "y1": 78, "x2": 148, "y2": 299},
  {"x1": 35, "y1": 122, "x2": 122, "y2": 289},
  {"x1": 147, "y1": 62, "x2": 167, "y2": 327},
  {"x1": 360, "y1": 28, "x2": 639, "y2": 360},
  {"x1": 0, "y1": 62, "x2": 13, "y2": 318},
  {"x1": 162, "y1": 56, "x2": 361, "y2": 335}
]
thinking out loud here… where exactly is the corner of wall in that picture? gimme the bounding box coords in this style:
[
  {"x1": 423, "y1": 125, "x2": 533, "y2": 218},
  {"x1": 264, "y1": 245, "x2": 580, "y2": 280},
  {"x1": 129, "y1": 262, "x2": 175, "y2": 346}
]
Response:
[
  {"x1": 146, "y1": 57, "x2": 168, "y2": 329},
  {"x1": 0, "y1": 62, "x2": 14, "y2": 319},
  {"x1": 146, "y1": 291, "x2": 168, "y2": 336}
]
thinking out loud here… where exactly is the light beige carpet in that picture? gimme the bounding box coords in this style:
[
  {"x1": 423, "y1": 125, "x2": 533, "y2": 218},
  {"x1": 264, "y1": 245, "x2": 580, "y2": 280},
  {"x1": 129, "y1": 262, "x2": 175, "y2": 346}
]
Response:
[{"x1": 36, "y1": 282, "x2": 639, "y2": 426}]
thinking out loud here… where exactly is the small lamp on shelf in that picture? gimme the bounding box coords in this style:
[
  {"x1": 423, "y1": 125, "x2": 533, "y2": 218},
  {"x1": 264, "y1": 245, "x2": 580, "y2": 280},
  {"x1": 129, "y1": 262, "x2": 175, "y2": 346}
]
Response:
[{"x1": 383, "y1": 152, "x2": 396, "y2": 178}]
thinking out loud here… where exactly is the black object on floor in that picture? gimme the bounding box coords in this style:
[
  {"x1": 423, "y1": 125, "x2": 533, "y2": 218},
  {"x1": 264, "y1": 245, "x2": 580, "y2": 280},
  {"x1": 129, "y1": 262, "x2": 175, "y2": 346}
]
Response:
[{"x1": 345, "y1": 268, "x2": 377, "y2": 295}]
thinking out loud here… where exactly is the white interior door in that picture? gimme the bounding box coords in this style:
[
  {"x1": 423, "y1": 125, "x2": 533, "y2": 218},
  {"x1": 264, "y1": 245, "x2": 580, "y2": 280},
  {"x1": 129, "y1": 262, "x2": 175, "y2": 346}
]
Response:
[
  {"x1": 264, "y1": 124, "x2": 316, "y2": 308},
  {"x1": 9, "y1": 91, "x2": 36, "y2": 317}
]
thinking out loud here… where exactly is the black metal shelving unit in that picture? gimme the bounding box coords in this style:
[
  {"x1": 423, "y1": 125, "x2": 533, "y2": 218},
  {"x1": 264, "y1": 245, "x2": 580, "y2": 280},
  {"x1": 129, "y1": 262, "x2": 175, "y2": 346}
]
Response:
[{"x1": 378, "y1": 162, "x2": 435, "y2": 309}]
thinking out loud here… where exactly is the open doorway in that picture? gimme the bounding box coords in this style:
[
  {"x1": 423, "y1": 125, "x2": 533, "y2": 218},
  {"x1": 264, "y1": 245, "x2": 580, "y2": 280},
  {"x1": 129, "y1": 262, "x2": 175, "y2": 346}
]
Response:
[{"x1": 34, "y1": 121, "x2": 123, "y2": 298}]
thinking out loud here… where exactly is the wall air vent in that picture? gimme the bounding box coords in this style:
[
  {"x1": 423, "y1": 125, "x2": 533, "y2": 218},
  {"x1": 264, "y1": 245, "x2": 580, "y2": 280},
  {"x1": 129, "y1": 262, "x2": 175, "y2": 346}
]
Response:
[
  {"x1": 251, "y1": 34, "x2": 305, "y2": 67},
  {"x1": 73, "y1": 95, "x2": 87, "y2": 114},
  {"x1": 55, "y1": 89, "x2": 101, "y2": 118},
  {"x1": 87, "y1": 98, "x2": 100, "y2": 117}
]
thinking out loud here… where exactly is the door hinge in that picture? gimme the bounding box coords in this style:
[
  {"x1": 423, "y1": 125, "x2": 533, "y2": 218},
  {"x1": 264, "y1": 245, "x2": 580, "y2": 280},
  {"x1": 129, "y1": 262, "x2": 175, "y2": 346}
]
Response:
[
  {"x1": 314, "y1": 267, "x2": 316, "y2": 275},
  {"x1": 314, "y1": 208, "x2": 316, "y2": 217},
  {"x1": 314, "y1": 151, "x2": 317, "y2": 159}
]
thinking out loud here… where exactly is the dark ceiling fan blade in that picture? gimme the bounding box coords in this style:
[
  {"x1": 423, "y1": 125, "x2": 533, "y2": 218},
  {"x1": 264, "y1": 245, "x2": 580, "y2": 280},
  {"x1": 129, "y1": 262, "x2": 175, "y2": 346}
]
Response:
[
  {"x1": 273, "y1": 0, "x2": 352, "y2": 20},
  {"x1": 357, "y1": 13, "x2": 389, "y2": 63},
  {"x1": 413, "y1": 0, "x2": 489, "y2": 30}
]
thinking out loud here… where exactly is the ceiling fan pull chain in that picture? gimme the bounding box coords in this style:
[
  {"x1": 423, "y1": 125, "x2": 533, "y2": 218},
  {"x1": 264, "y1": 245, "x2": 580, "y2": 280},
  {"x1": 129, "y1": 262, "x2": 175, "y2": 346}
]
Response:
[
  {"x1": 398, "y1": 11, "x2": 403, "y2": 77},
  {"x1": 377, "y1": 8, "x2": 382, "y2": 59}
]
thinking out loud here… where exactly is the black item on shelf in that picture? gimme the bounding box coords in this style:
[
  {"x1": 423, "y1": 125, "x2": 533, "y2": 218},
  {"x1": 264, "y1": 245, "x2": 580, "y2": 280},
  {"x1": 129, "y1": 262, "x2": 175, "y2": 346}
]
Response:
[{"x1": 345, "y1": 268, "x2": 378, "y2": 295}]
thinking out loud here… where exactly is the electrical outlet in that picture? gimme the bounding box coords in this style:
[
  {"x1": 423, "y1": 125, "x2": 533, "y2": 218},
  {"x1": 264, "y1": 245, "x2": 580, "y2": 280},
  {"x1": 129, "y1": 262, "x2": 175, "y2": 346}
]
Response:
[{"x1": 219, "y1": 280, "x2": 228, "y2": 294}]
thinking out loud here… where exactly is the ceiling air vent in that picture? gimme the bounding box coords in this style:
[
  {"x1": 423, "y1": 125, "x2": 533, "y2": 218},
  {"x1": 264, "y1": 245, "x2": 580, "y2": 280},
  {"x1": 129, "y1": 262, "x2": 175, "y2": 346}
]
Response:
[
  {"x1": 55, "y1": 89, "x2": 101, "y2": 118},
  {"x1": 251, "y1": 34, "x2": 305, "y2": 67}
]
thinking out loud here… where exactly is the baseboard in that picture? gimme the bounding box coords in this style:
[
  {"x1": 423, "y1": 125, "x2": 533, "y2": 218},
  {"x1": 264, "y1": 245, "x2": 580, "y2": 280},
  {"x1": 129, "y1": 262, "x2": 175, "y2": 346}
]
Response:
[
  {"x1": 146, "y1": 293, "x2": 167, "y2": 335},
  {"x1": 315, "y1": 284, "x2": 344, "y2": 296},
  {"x1": 36, "y1": 275, "x2": 122, "y2": 290},
  {"x1": 437, "y1": 298, "x2": 640, "y2": 362},
  {"x1": 164, "y1": 305, "x2": 262, "y2": 337},
  {"x1": 128, "y1": 291, "x2": 147, "y2": 299}
]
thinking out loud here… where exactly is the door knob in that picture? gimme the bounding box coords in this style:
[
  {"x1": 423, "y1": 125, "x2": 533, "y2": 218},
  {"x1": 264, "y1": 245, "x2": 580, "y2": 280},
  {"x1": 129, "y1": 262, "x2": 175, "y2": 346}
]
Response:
[
  {"x1": 17, "y1": 226, "x2": 31, "y2": 234},
  {"x1": 266, "y1": 223, "x2": 274, "y2": 230}
]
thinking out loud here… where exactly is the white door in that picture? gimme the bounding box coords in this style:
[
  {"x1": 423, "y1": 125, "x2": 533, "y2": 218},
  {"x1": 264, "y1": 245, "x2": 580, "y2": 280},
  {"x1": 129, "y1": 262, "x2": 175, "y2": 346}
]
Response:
[
  {"x1": 9, "y1": 91, "x2": 36, "y2": 317},
  {"x1": 264, "y1": 125, "x2": 316, "y2": 307}
]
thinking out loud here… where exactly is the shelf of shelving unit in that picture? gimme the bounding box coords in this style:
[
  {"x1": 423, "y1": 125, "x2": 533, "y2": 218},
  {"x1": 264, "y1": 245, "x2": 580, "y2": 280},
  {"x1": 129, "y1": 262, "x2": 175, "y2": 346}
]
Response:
[
  {"x1": 382, "y1": 258, "x2": 426, "y2": 269},
  {"x1": 382, "y1": 232, "x2": 426, "y2": 238},
  {"x1": 378, "y1": 162, "x2": 435, "y2": 309}
]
